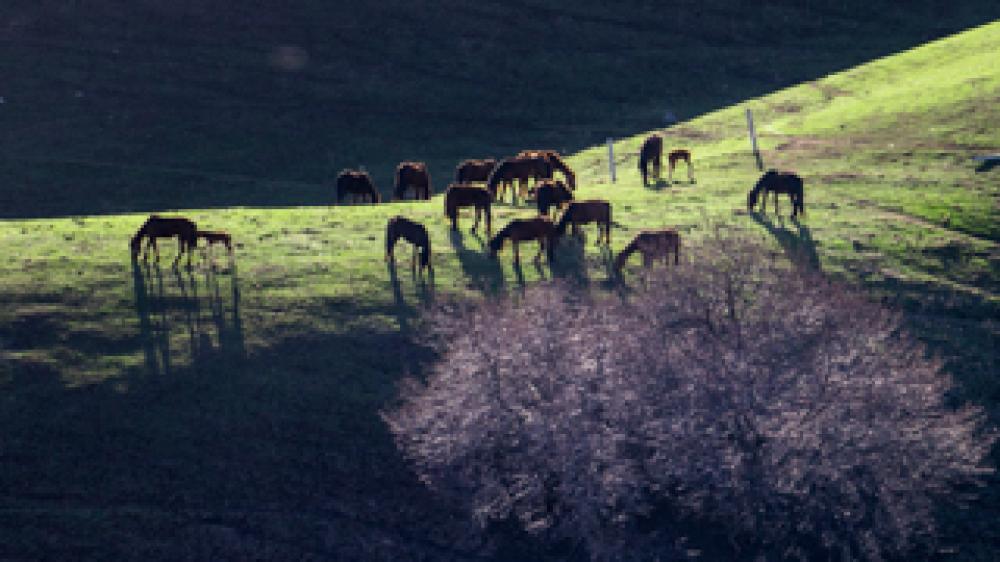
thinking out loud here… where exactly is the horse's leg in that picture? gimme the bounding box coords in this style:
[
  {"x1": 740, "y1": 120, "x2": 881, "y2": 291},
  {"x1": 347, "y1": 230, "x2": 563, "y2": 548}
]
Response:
[
  {"x1": 513, "y1": 241, "x2": 520, "y2": 265},
  {"x1": 472, "y1": 207, "x2": 480, "y2": 233}
]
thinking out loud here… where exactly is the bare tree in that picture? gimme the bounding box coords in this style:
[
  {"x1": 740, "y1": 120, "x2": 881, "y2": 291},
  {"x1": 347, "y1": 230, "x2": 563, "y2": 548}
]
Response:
[{"x1": 384, "y1": 237, "x2": 995, "y2": 561}]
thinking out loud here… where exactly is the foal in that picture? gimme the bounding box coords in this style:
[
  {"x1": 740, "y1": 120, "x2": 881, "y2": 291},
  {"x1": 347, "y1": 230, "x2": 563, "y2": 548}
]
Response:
[
  {"x1": 385, "y1": 216, "x2": 432, "y2": 273},
  {"x1": 131, "y1": 215, "x2": 198, "y2": 268},
  {"x1": 667, "y1": 149, "x2": 694, "y2": 183},
  {"x1": 488, "y1": 217, "x2": 556, "y2": 265},
  {"x1": 444, "y1": 183, "x2": 492, "y2": 234},
  {"x1": 196, "y1": 230, "x2": 234, "y2": 265},
  {"x1": 554, "y1": 200, "x2": 612, "y2": 246},
  {"x1": 614, "y1": 229, "x2": 681, "y2": 274}
]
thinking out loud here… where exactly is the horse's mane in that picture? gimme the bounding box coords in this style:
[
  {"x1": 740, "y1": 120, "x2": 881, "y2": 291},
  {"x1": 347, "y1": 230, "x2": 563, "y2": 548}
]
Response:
[
  {"x1": 614, "y1": 238, "x2": 640, "y2": 271},
  {"x1": 488, "y1": 221, "x2": 515, "y2": 252}
]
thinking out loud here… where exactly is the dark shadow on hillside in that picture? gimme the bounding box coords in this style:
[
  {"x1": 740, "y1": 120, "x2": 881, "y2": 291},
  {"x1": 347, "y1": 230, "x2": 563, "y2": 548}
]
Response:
[
  {"x1": 4, "y1": 2, "x2": 997, "y2": 219},
  {"x1": 132, "y1": 258, "x2": 245, "y2": 376},
  {"x1": 751, "y1": 212, "x2": 821, "y2": 271},
  {"x1": 550, "y1": 236, "x2": 590, "y2": 286},
  {"x1": 449, "y1": 229, "x2": 505, "y2": 294}
]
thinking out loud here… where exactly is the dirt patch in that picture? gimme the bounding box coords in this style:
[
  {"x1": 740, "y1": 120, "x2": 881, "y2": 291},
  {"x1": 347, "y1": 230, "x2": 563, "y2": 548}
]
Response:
[{"x1": 809, "y1": 81, "x2": 852, "y2": 101}]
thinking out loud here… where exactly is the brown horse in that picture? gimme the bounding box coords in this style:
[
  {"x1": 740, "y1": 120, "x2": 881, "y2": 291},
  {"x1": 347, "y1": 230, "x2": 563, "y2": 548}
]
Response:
[
  {"x1": 131, "y1": 215, "x2": 198, "y2": 268},
  {"x1": 535, "y1": 179, "x2": 574, "y2": 216},
  {"x1": 196, "y1": 230, "x2": 233, "y2": 254},
  {"x1": 747, "y1": 170, "x2": 805, "y2": 218},
  {"x1": 614, "y1": 229, "x2": 680, "y2": 274},
  {"x1": 639, "y1": 134, "x2": 663, "y2": 186},
  {"x1": 385, "y1": 216, "x2": 431, "y2": 273},
  {"x1": 554, "y1": 200, "x2": 612, "y2": 246},
  {"x1": 444, "y1": 183, "x2": 492, "y2": 234},
  {"x1": 488, "y1": 217, "x2": 555, "y2": 265},
  {"x1": 517, "y1": 149, "x2": 576, "y2": 191},
  {"x1": 667, "y1": 149, "x2": 694, "y2": 183},
  {"x1": 454, "y1": 158, "x2": 498, "y2": 184},
  {"x1": 486, "y1": 155, "x2": 552, "y2": 203},
  {"x1": 336, "y1": 170, "x2": 381, "y2": 204},
  {"x1": 394, "y1": 161, "x2": 432, "y2": 200}
]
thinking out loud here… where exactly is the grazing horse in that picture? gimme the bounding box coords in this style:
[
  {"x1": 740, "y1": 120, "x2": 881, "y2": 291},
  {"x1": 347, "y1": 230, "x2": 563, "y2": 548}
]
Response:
[
  {"x1": 394, "y1": 161, "x2": 432, "y2": 200},
  {"x1": 444, "y1": 183, "x2": 492, "y2": 234},
  {"x1": 747, "y1": 170, "x2": 805, "y2": 218},
  {"x1": 554, "y1": 200, "x2": 612, "y2": 246},
  {"x1": 131, "y1": 215, "x2": 198, "y2": 268},
  {"x1": 517, "y1": 149, "x2": 576, "y2": 191},
  {"x1": 614, "y1": 229, "x2": 680, "y2": 274},
  {"x1": 486, "y1": 155, "x2": 552, "y2": 203},
  {"x1": 455, "y1": 158, "x2": 498, "y2": 184},
  {"x1": 488, "y1": 217, "x2": 556, "y2": 265},
  {"x1": 336, "y1": 170, "x2": 381, "y2": 204},
  {"x1": 667, "y1": 149, "x2": 695, "y2": 183},
  {"x1": 535, "y1": 179, "x2": 574, "y2": 216},
  {"x1": 196, "y1": 230, "x2": 233, "y2": 255},
  {"x1": 385, "y1": 216, "x2": 431, "y2": 273},
  {"x1": 639, "y1": 134, "x2": 663, "y2": 186}
]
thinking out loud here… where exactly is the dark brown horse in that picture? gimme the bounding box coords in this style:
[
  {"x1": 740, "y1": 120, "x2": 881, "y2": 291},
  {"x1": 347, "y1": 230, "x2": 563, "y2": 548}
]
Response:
[
  {"x1": 444, "y1": 183, "x2": 492, "y2": 234},
  {"x1": 535, "y1": 179, "x2": 574, "y2": 216},
  {"x1": 747, "y1": 170, "x2": 805, "y2": 218},
  {"x1": 667, "y1": 149, "x2": 694, "y2": 183},
  {"x1": 517, "y1": 149, "x2": 576, "y2": 191},
  {"x1": 554, "y1": 200, "x2": 612, "y2": 246},
  {"x1": 614, "y1": 229, "x2": 680, "y2": 274},
  {"x1": 336, "y1": 170, "x2": 381, "y2": 204},
  {"x1": 454, "y1": 158, "x2": 498, "y2": 184},
  {"x1": 488, "y1": 217, "x2": 555, "y2": 265},
  {"x1": 394, "y1": 161, "x2": 432, "y2": 200},
  {"x1": 486, "y1": 155, "x2": 552, "y2": 203},
  {"x1": 639, "y1": 134, "x2": 663, "y2": 186},
  {"x1": 131, "y1": 215, "x2": 198, "y2": 268},
  {"x1": 385, "y1": 216, "x2": 431, "y2": 273}
]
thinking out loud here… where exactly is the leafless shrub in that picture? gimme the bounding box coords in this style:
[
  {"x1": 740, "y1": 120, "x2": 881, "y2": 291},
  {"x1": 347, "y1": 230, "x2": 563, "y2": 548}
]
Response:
[{"x1": 384, "y1": 236, "x2": 995, "y2": 561}]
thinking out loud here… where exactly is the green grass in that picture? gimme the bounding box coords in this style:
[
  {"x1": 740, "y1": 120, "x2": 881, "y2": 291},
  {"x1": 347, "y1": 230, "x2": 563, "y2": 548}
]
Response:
[{"x1": 2, "y1": 14, "x2": 1000, "y2": 562}]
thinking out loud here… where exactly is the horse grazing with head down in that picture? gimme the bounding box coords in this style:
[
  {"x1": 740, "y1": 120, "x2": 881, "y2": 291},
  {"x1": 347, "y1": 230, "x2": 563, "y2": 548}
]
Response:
[
  {"x1": 455, "y1": 158, "x2": 498, "y2": 184},
  {"x1": 486, "y1": 155, "x2": 552, "y2": 204},
  {"x1": 614, "y1": 229, "x2": 681, "y2": 274},
  {"x1": 639, "y1": 134, "x2": 663, "y2": 186},
  {"x1": 336, "y1": 170, "x2": 381, "y2": 205},
  {"x1": 517, "y1": 149, "x2": 576, "y2": 191},
  {"x1": 385, "y1": 216, "x2": 431, "y2": 273},
  {"x1": 131, "y1": 215, "x2": 198, "y2": 268},
  {"x1": 747, "y1": 170, "x2": 804, "y2": 218},
  {"x1": 667, "y1": 149, "x2": 694, "y2": 183},
  {"x1": 488, "y1": 217, "x2": 556, "y2": 265},
  {"x1": 535, "y1": 179, "x2": 574, "y2": 216},
  {"x1": 554, "y1": 200, "x2": 612, "y2": 246},
  {"x1": 394, "y1": 162, "x2": 432, "y2": 200},
  {"x1": 444, "y1": 183, "x2": 492, "y2": 234}
]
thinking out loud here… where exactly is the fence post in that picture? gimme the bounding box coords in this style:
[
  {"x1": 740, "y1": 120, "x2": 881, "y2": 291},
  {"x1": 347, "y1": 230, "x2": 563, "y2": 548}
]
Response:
[
  {"x1": 607, "y1": 137, "x2": 616, "y2": 183},
  {"x1": 745, "y1": 108, "x2": 764, "y2": 171}
]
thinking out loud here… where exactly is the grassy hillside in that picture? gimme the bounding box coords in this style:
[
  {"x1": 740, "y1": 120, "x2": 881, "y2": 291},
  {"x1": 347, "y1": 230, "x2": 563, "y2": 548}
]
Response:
[
  {"x1": 2, "y1": 1, "x2": 998, "y2": 218},
  {"x1": 1, "y1": 14, "x2": 999, "y2": 562}
]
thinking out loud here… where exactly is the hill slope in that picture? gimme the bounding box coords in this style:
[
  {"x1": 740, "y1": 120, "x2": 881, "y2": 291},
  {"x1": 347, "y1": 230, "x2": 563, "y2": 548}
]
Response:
[
  {"x1": 2, "y1": 1, "x2": 999, "y2": 217},
  {"x1": 1, "y1": 18, "x2": 999, "y2": 561}
]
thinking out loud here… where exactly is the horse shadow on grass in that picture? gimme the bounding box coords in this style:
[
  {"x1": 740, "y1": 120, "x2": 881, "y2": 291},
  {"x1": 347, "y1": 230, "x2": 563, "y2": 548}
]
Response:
[
  {"x1": 131, "y1": 259, "x2": 245, "y2": 376},
  {"x1": 750, "y1": 211, "x2": 821, "y2": 271},
  {"x1": 975, "y1": 159, "x2": 999, "y2": 173},
  {"x1": 448, "y1": 229, "x2": 505, "y2": 294}
]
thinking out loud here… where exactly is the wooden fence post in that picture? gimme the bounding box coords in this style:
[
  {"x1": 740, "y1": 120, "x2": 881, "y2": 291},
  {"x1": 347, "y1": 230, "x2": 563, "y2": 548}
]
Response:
[
  {"x1": 746, "y1": 108, "x2": 764, "y2": 171},
  {"x1": 607, "y1": 137, "x2": 616, "y2": 183}
]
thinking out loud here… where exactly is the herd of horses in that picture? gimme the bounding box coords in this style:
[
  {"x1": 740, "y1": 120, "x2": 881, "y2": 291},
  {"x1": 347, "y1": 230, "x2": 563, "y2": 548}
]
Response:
[{"x1": 130, "y1": 132, "x2": 805, "y2": 280}]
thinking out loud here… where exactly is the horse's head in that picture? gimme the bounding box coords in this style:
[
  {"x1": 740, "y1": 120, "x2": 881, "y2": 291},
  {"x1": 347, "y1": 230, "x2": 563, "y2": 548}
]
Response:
[
  {"x1": 130, "y1": 232, "x2": 143, "y2": 259},
  {"x1": 747, "y1": 190, "x2": 758, "y2": 212},
  {"x1": 487, "y1": 233, "x2": 503, "y2": 258}
]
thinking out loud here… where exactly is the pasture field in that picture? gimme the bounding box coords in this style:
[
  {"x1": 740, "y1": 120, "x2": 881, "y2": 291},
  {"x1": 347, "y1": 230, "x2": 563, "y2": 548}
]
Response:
[{"x1": 2, "y1": 11, "x2": 999, "y2": 562}]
